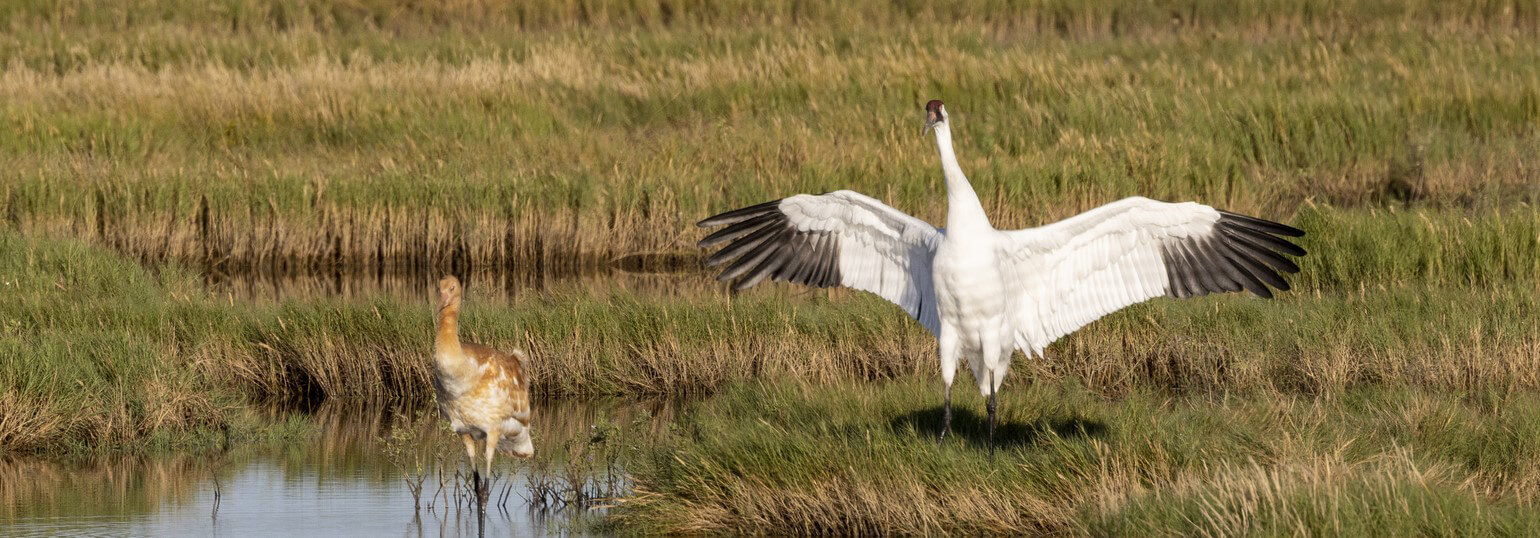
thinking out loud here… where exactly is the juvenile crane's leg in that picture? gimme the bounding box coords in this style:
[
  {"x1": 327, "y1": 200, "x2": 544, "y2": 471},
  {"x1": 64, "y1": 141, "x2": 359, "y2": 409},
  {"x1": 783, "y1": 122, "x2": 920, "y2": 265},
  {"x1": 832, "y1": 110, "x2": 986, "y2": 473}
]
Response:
[
  {"x1": 483, "y1": 430, "x2": 502, "y2": 480},
  {"x1": 938, "y1": 326, "x2": 960, "y2": 441},
  {"x1": 461, "y1": 432, "x2": 482, "y2": 495},
  {"x1": 460, "y1": 432, "x2": 478, "y2": 468}
]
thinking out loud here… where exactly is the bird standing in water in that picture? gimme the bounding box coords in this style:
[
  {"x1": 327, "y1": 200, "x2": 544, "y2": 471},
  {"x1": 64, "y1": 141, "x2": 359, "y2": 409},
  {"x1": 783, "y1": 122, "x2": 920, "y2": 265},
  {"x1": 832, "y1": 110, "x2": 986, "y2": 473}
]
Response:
[{"x1": 432, "y1": 275, "x2": 534, "y2": 496}]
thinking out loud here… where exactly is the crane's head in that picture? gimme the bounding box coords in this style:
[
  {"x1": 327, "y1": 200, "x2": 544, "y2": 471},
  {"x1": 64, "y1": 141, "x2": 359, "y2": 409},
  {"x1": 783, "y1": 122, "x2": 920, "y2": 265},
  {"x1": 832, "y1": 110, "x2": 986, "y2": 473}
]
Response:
[
  {"x1": 923, "y1": 99, "x2": 947, "y2": 135},
  {"x1": 437, "y1": 275, "x2": 462, "y2": 309}
]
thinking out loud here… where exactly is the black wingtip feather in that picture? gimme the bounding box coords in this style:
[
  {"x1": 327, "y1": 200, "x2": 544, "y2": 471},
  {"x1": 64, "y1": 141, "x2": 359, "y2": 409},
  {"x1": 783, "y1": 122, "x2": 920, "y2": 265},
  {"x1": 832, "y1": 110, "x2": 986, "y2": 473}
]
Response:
[
  {"x1": 718, "y1": 228, "x2": 791, "y2": 281},
  {"x1": 1160, "y1": 209, "x2": 1308, "y2": 300},
  {"x1": 697, "y1": 200, "x2": 782, "y2": 228},
  {"x1": 1217, "y1": 210, "x2": 1306, "y2": 237},
  {"x1": 705, "y1": 223, "x2": 781, "y2": 266},
  {"x1": 1161, "y1": 244, "x2": 1191, "y2": 298},
  {"x1": 1229, "y1": 222, "x2": 1307, "y2": 257},
  {"x1": 788, "y1": 235, "x2": 826, "y2": 284},
  {"x1": 698, "y1": 199, "x2": 843, "y2": 292},
  {"x1": 1219, "y1": 226, "x2": 1300, "y2": 274},
  {"x1": 1198, "y1": 245, "x2": 1234, "y2": 294},
  {"x1": 734, "y1": 243, "x2": 791, "y2": 290},
  {"x1": 1218, "y1": 240, "x2": 1289, "y2": 292},
  {"x1": 698, "y1": 212, "x2": 779, "y2": 248},
  {"x1": 1172, "y1": 244, "x2": 1208, "y2": 296}
]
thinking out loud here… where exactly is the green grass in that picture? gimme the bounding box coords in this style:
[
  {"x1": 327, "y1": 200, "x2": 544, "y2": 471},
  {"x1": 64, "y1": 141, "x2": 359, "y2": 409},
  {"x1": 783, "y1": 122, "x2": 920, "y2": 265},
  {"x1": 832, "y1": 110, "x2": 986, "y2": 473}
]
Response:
[
  {"x1": 0, "y1": 232, "x2": 231, "y2": 452},
  {"x1": 619, "y1": 379, "x2": 1540, "y2": 535},
  {"x1": 2, "y1": 0, "x2": 1538, "y2": 275}
]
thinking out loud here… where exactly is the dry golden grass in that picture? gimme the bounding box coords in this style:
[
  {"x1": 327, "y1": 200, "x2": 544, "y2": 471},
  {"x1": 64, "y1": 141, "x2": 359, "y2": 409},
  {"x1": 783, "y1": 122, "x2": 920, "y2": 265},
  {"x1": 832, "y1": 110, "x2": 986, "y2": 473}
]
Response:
[
  {"x1": 0, "y1": 393, "x2": 70, "y2": 451},
  {"x1": 1082, "y1": 453, "x2": 1488, "y2": 536},
  {"x1": 627, "y1": 476, "x2": 1068, "y2": 535}
]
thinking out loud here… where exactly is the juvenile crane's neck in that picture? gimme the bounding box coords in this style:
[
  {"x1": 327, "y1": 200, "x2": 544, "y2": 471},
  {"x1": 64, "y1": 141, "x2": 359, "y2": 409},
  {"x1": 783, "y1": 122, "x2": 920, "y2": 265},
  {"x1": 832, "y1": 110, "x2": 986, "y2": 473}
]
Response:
[
  {"x1": 932, "y1": 122, "x2": 992, "y2": 233},
  {"x1": 434, "y1": 302, "x2": 464, "y2": 359}
]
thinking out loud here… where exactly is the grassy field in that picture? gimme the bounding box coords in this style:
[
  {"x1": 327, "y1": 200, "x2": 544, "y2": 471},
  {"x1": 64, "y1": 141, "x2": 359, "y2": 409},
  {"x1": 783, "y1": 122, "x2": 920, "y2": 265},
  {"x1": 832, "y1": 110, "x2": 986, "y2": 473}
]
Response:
[
  {"x1": 3, "y1": 0, "x2": 1538, "y2": 273},
  {"x1": 3, "y1": 0, "x2": 1540, "y2": 534},
  {"x1": 618, "y1": 380, "x2": 1540, "y2": 535}
]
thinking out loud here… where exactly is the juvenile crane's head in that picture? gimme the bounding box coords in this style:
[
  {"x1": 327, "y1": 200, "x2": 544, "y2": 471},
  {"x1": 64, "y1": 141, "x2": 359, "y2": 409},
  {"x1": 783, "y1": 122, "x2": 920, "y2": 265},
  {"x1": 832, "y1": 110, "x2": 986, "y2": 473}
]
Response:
[
  {"x1": 437, "y1": 275, "x2": 463, "y2": 311},
  {"x1": 923, "y1": 99, "x2": 947, "y2": 135}
]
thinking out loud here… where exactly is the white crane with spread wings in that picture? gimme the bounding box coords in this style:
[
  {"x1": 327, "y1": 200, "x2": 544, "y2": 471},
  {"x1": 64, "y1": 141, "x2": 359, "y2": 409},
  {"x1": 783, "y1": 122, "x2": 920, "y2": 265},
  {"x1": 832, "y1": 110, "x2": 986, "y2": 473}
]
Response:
[{"x1": 697, "y1": 100, "x2": 1307, "y2": 456}]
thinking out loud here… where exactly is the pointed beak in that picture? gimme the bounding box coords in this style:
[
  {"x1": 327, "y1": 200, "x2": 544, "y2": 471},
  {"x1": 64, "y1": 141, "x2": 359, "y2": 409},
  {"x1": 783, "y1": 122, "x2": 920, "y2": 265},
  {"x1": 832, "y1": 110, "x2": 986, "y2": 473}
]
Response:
[{"x1": 923, "y1": 109, "x2": 942, "y2": 135}]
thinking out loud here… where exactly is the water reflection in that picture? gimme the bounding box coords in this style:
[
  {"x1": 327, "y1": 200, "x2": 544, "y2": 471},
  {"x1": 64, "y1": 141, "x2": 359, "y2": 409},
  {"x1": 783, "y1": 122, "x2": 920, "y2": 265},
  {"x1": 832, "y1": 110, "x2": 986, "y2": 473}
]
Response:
[{"x1": 2, "y1": 399, "x2": 678, "y2": 536}]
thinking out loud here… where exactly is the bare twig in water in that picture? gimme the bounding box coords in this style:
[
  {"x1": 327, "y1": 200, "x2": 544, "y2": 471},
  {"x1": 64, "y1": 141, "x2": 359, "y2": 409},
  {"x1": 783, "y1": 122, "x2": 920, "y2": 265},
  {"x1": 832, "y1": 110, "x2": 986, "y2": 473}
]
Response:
[{"x1": 520, "y1": 417, "x2": 635, "y2": 513}]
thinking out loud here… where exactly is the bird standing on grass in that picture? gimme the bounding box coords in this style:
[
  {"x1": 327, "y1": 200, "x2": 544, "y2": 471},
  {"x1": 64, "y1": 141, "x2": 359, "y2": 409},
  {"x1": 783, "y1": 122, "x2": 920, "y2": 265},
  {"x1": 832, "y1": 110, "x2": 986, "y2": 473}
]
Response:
[
  {"x1": 432, "y1": 275, "x2": 534, "y2": 494},
  {"x1": 696, "y1": 100, "x2": 1307, "y2": 457}
]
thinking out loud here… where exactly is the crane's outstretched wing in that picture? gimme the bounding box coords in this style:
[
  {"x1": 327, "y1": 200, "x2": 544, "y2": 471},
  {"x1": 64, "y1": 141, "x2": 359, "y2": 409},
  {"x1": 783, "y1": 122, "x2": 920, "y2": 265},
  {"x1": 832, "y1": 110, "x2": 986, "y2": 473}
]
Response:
[
  {"x1": 999, "y1": 197, "x2": 1306, "y2": 355},
  {"x1": 698, "y1": 190, "x2": 944, "y2": 335}
]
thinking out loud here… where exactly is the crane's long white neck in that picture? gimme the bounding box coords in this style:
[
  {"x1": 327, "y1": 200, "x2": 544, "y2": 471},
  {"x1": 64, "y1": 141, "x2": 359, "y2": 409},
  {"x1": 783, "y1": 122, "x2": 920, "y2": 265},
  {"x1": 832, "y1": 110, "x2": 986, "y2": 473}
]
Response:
[{"x1": 932, "y1": 119, "x2": 991, "y2": 232}]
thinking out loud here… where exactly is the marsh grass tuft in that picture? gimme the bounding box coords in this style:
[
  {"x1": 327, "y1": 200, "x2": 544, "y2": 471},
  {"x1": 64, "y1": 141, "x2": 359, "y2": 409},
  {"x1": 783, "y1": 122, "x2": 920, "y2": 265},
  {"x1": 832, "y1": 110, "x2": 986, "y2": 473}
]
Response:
[{"x1": 619, "y1": 380, "x2": 1540, "y2": 535}]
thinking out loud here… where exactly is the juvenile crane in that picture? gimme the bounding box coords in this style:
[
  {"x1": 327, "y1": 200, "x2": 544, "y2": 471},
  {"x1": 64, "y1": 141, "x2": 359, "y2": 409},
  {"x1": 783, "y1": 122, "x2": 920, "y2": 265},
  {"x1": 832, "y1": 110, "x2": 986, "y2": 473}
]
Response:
[
  {"x1": 433, "y1": 276, "x2": 534, "y2": 493},
  {"x1": 698, "y1": 100, "x2": 1308, "y2": 456}
]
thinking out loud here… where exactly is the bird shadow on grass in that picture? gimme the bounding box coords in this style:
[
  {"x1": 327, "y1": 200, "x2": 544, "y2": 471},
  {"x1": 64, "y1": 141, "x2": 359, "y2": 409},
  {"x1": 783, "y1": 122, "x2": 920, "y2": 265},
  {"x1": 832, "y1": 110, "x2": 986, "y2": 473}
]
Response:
[{"x1": 889, "y1": 406, "x2": 1109, "y2": 451}]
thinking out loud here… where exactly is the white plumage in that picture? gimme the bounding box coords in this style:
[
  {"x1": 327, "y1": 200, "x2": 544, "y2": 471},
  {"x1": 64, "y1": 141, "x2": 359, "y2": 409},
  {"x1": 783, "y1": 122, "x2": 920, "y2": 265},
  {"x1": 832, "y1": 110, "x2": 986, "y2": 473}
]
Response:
[{"x1": 698, "y1": 100, "x2": 1307, "y2": 454}]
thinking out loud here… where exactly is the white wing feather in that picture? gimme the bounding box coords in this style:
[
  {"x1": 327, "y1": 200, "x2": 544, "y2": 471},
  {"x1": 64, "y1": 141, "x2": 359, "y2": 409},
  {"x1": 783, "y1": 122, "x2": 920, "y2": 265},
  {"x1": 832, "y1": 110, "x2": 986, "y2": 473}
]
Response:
[
  {"x1": 998, "y1": 196, "x2": 1221, "y2": 355},
  {"x1": 700, "y1": 190, "x2": 944, "y2": 335}
]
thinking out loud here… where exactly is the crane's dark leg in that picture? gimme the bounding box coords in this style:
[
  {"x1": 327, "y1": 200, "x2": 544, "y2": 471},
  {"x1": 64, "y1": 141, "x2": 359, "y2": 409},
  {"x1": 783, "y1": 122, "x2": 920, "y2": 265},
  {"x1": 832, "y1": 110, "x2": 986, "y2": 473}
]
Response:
[
  {"x1": 987, "y1": 372, "x2": 997, "y2": 461},
  {"x1": 938, "y1": 328, "x2": 959, "y2": 443},
  {"x1": 939, "y1": 384, "x2": 953, "y2": 442},
  {"x1": 475, "y1": 487, "x2": 487, "y2": 538}
]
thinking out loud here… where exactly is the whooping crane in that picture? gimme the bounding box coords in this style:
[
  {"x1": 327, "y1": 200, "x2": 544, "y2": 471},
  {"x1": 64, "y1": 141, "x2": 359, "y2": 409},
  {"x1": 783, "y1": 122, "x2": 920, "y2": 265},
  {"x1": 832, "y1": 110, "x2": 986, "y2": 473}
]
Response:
[
  {"x1": 433, "y1": 276, "x2": 535, "y2": 495},
  {"x1": 697, "y1": 100, "x2": 1307, "y2": 457}
]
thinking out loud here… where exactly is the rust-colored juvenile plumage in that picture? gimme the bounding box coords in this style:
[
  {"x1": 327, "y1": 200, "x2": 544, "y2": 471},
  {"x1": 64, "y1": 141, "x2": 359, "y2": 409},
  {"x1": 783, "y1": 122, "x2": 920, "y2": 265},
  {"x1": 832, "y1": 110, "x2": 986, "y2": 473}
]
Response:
[{"x1": 432, "y1": 275, "x2": 533, "y2": 484}]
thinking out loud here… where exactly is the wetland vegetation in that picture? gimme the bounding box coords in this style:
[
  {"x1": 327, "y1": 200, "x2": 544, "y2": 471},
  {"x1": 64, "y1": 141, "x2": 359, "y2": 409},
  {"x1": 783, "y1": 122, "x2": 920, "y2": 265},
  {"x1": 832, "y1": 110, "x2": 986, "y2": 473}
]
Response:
[{"x1": 3, "y1": 0, "x2": 1540, "y2": 534}]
